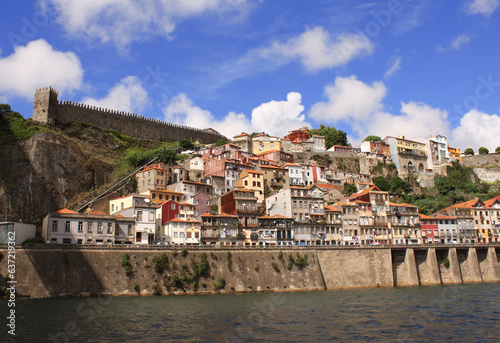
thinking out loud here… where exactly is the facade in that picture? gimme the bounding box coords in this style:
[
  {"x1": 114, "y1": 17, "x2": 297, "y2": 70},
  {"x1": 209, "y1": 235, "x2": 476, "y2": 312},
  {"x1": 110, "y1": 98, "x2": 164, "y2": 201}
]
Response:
[
  {"x1": 327, "y1": 145, "x2": 361, "y2": 153},
  {"x1": 388, "y1": 203, "x2": 420, "y2": 244},
  {"x1": 139, "y1": 189, "x2": 183, "y2": 204},
  {"x1": 282, "y1": 163, "x2": 305, "y2": 186},
  {"x1": 42, "y1": 209, "x2": 134, "y2": 245},
  {"x1": 136, "y1": 164, "x2": 169, "y2": 192},
  {"x1": 255, "y1": 150, "x2": 293, "y2": 165},
  {"x1": 360, "y1": 141, "x2": 391, "y2": 158},
  {"x1": 384, "y1": 136, "x2": 428, "y2": 172},
  {"x1": 220, "y1": 188, "x2": 259, "y2": 246},
  {"x1": 166, "y1": 180, "x2": 212, "y2": 202},
  {"x1": 235, "y1": 169, "x2": 265, "y2": 203},
  {"x1": 0, "y1": 222, "x2": 36, "y2": 243},
  {"x1": 163, "y1": 218, "x2": 201, "y2": 245},
  {"x1": 448, "y1": 146, "x2": 462, "y2": 164},
  {"x1": 190, "y1": 192, "x2": 211, "y2": 218},
  {"x1": 426, "y1": 135, "x2": 450, "y2": 169},
  {"x1": 419, "y1": 215, "x2": 439, "y2": 244},
  {"x1": 252, "y1": 134, "x2": 282, "y2": 155},
  {"x1": 114, "y1": 198, "x2": 158, "y2": 245},
  {"x1": 233, "y1": 133, "x2": 252, "y2": 153},
  {"x1": 257, "y1": 215, "x2": 294, "y2": 246},
  {"x1": 434, "y1": 215, "x2": 458, "y2": 243},
  {"x1": 258, "y1": 165, "x2": 290, "y2": 194},
  {"x1": 200, "y1": 213, "x2": 239, "y2": 246}
]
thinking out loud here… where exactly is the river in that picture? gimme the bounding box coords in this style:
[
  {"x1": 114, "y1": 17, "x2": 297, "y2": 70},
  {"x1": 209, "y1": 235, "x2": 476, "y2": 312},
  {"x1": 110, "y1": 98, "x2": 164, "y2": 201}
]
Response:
[{"x1": 1, "y1": 283, "x2": 498, "y2": 342}]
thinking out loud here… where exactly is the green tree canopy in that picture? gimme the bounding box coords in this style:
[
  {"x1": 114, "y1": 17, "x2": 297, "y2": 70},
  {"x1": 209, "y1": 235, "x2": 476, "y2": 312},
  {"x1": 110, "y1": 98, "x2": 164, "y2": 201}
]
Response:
[
  {"x1": 464, "y1": 148, "x2": 474, "y2": 156},
  {"x1": 308, "y1": 125, "x2": 349, "y2": 150},
  {"x1": 389, "y1": 176, "x2": 412, "y2": 196},
  {"x1": 342, "y1": 182, "x2": 358, "y2": 196},
  {"x1": 363, "y1": 135, "x2": 382, "y2": 142},
  {"x1": 374, "y1": 176, "x2": 390, "y2": 192},
  {"x1": 495, "y1": 146, "x2": 500, "y2": 153},
  {"x1": 179, "y1": 139, "x2": 194, "y2": 150},
  {"x1": 478, "y1": 147, "x2": 489, "y2": 155},
  {"x1": 216, "y1": 138, "x2": 228, "y2": 146}
]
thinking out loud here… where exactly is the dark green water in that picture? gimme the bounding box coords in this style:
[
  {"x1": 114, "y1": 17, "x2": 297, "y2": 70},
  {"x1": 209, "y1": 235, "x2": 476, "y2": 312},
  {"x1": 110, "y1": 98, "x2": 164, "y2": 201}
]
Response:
[{"x1": 1, "y1": 283, "x2": 498, "y2": 342}]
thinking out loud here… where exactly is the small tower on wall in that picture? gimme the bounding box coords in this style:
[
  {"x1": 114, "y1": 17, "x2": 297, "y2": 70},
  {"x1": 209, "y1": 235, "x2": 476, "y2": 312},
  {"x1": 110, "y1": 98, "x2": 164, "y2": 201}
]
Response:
[{"x1": 33, "y1": 87, "x2": 58, "y2": 125}]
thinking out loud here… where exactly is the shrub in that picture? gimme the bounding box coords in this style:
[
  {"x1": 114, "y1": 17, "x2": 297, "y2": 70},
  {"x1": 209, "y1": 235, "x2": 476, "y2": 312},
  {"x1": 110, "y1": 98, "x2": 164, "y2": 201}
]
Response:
[
  {"x1": 212, "y1": 278, "x2": 226, "y2": 290},
  {"x1": 173, "y1": 249, "x2": 178, "y2": 257},
  {"x1": 152, "y1": 283, "x2": 162, "y2": 295},
  {"x1": 210, "y1": 252, "x2": 217, "y2": 260},
  {"x1": 181, "y1": 248, "x2": 188, "y2": 257},
  {"x1": 278, "y1": 251, "x2": 283, "y2": 261},
  {"x1": 442, "y1": 256, "x2": 450, "y2": 269},
  {"x1": 294, "y1": 254, "x2": 308, "y2": 270},
  {"x1": 121, "y1": 254, "x2": 133, "y2": 276},
  {"x1": 134, "y1": 283, "x2": 140, "y2": 293},
  {"x1": 152, "y1": 254, "x2": 169, "y2": 274},
  {"x1": 62, "y1": 254, "x2": 69, "y2": 265},
  {"x1": 271, "y1": 262, "x2": 280, "y2": 273},
  {"x1": 226, "y1": 251, "x2": 232, "y2": 271}
]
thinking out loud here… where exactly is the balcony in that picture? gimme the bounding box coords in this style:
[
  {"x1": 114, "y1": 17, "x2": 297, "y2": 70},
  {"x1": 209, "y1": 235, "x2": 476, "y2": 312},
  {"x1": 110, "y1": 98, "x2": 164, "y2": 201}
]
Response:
[
  {"x1": 250, "y1": 233, "x2": 259, "y2": 241},
  {"x1": 237, "y1": 208, "x2": 258, "y2": 215},
  {"x1": 237, "y1": 233, "x2": 246, "y2": 240},
  {"x1": 201, "y1": 232, "x2": 218, "y2": 239}
]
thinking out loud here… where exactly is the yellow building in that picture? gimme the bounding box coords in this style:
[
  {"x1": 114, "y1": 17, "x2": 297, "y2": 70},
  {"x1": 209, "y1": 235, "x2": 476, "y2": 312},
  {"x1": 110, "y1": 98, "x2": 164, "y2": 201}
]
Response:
[
  {"x1": 139, "y1": 189, "x2": 183, "y2": 204},
  {"x1": 395, "y1": 135, "x2": 427, "y2": 156},
  {"x1": 235, "y1": 169, "x2": 265, "y2": 203},
  {"x1": 447, "y1": 146, "x2": 462, "y2": 164},
  {"x1": 252, "y1": 133, "x2": 282, "y2": 155}
]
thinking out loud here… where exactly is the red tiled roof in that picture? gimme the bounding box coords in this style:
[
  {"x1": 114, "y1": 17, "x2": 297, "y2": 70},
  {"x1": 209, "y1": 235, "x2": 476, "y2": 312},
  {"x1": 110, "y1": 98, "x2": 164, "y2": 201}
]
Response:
[
  {"x1": 89, "y1": 210, "x2": 106, "y2": 215},
  {"x1": 54, "y1": 208, "x2": 79, "y2": 214}
]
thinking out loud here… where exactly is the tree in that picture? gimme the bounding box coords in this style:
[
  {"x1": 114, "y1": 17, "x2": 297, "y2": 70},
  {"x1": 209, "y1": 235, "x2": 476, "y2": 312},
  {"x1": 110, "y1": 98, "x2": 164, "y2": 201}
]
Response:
[
  {"x1": 363, "y1": 135, "x2": 382, "y2": 142},
  {"x1": 496, "y1": 146, "x2": 500, "y2": 153},
  {"x1": 389, "y1": 176, "x2": 412, "y2": 196},
  {"x1": 478, "y1": 147, "x2": 489, "y2": 155},
  {"x1": 464, "y1": 148, "x2": 474, "y2": 156},
  {"x1": 374, "y1": 176, "x2": 390, "y2": 192},
  {"x1": 342, "y1": 182, "x2": 357, "y2": 196},
  {"x1": 308, "y1": 125, "x2": 349, "y2": 150},
  {"x1": 155, "y1": 146, "x2": 177, "y2": 165},
  {"x1": 179, "y1": 139, "x2": 194, "y2": 150},
  {"x1": 216, "y1": 138, "x2": 228, "y2": 146}
]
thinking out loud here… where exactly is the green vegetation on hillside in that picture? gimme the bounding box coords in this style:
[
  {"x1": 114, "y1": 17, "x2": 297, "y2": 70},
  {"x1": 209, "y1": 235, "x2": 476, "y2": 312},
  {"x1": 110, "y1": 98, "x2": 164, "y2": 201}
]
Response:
[
  {"x1": 402, "y1": 162, "x2": 500, "y2": 214},
  {"x1": 307, "y1": 125, "x2": 349, "y2": 150},
  {"x1": 0, "y1": 104, "x2": 48, "y2": 142}
]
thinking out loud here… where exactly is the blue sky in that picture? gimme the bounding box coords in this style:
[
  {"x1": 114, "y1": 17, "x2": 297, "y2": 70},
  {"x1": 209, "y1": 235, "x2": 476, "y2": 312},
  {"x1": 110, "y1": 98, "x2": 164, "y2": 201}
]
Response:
[{"x1": 1, "y1": 0, "x2": 500, "y2": 151}]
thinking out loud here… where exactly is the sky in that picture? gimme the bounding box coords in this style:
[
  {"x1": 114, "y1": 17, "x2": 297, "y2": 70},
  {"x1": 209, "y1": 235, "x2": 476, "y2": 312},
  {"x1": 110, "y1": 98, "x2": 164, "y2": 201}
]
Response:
[{"x1": 1, "y1": 0, "x2": 500, "y2": 151}]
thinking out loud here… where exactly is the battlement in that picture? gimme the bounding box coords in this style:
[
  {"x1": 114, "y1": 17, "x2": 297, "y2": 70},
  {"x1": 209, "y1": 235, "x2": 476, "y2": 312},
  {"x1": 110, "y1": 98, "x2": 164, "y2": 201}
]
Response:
[{"x1": 32, "y1": 87, "x2": 225, "y2": 143}]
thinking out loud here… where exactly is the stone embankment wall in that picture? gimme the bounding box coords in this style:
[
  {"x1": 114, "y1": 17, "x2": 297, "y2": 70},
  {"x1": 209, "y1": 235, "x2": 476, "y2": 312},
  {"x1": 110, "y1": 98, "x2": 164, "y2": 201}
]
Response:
[
  {"x1": 32, "y1": 87, "x2": 225, "y2": 143},
  {"x1": 1, "y1": 246, "x2": 499, "y2": 298}
]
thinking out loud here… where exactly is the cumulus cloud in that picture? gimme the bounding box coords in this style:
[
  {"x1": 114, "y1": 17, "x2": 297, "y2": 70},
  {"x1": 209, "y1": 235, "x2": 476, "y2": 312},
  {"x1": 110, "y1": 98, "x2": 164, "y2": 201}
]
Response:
[
  {"x1": 210, "y1": 27, "x2": 373, "y2": 88},
  {"x1": 366, "y1": 102, "x2": 450, "y2": 141},
  {"x1": 309, "y1": 75, "x2": 386, "y2": 122},
  {"x1": 163, "y1": 92, "x2": 309, "y2": 138},
  {"x1": 450, "y1": 109, "x2": 500, "y2": 150},
  {"x1": 309, "y1": 76, "x2": 451, "y2": 146},
  {"x1": 438, "y1": 34, "x2": 472, "y2": 52},
  {"x1": 384, "y1": 55, "x2": 402, "y2": 79},
  {"x1": 262, "y1": 26, "x2": 374, "y2": 72},
  {"x1": 465, "y1": 0, "x2": 500, "y2": 16},
  {"x1": 41, "y1": 0, "x2": 251, "y2": 49},
  {"x1": 81, "y1": 76, "x2": 149, "y2": 113},
  {"x1": 251, "y1": 92, "x2": 309, "y2": 135},
  {"x1": 0, "y1": 39, "x2": 83, "y2": 99}
]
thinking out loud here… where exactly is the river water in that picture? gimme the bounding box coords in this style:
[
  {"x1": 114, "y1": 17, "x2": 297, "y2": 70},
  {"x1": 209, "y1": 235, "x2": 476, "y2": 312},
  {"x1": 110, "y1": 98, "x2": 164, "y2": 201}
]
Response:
[{"x1": 1, "y1": 283, "x2": 498, "y2": 342}]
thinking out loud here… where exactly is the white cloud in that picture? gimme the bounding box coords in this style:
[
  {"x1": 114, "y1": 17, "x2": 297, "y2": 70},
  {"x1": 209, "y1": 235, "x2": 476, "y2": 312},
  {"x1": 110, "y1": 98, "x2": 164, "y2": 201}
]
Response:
[
  {"x1": 438, "y1": 34, "x2": 472, "y2": 52},
  {"x1": 465, "y1": 0, "x2": 500, "y2": 16},
  {"x1": 41, "y1": 0, "x2": 251, "y2": 49},
  {"x1": 0, "y1": 39, "x2": 83, "y2": 99},
  {"x1": 450, "y1": 109, "x2": 500, "y2": 150},
  {"x1": 309, "y1": 76, "x2": 451, "y2": 146},
  {"x1": 260, "y1": 26, "x2": 373, "y2": 72},
  {"x1": 384, "y1": 55, "x2": 402, "y2": 78},
  {"x1": 309, "y1": 75, "x2": 386, "y2": 122},
  {"x1": 250, "y1": 92, "x2": 309, "y2": 135},
  {"x1": 366, "y1": 102, "x2": 450, "y2": 142},
  {"x1": 163, "y1": 92, "x2": 309, "y2": 138},
  {"x1": 81, "y1": 76, "x2": 149, "y2": 113}
]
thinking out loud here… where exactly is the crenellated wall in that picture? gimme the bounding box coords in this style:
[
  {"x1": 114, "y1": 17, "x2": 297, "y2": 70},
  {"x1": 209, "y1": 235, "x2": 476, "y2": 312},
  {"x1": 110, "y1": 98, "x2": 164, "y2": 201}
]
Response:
[{"x1": 32, "y1": 87, "x2": 226, "y2": 143}]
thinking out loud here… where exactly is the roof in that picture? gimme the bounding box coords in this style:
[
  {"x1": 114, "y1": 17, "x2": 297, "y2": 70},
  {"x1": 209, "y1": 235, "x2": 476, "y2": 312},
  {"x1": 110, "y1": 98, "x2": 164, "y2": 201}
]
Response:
[
  {"x1": 178, "y1": 202, "x2": 195, "y2": 207},
  {"x1": 348, "y1": 186, "x2": 382, "y2": 201},
  {"x1": 324, "y1": 205, "x2": 341, "y2": 212},
  {"x1": 484, "y1": 195, "x2": 500, "y2": 208},
  {"x1": 183, "y1": 180, "x2": 212, "y2": 187},
  {"x1": 234, "y1": 133, "x2": 250, "y2": 138},
  {"x1": 54, "y1": 208, "x2": 79, "y2": 214},
  {"x1": 114, "y1": 214, "x2": 125, "y2": 218},
  {"x1": 168, "y1": 218, "x2": 200, "y2": 223},
  {"x1": 89, "y1": 210, "x2": 106, "y2": 215},
  {"x1": 332, "y1": 202, "x2": 357, "y2": 207},
  {"x1": 419, "y1": 214, "x2": 435, "y2": 220},
  {"x1": 389, "y1": 202, "x2": 417, "y2": 208},
  {"x1": 258, "y1": 214, "x2": 293, "y2": 219},
  {"x1": 282, "y1": 162, "x2": 301, "y2": 167},
  {"x1": 432, "y1": 215, "x2": 457, "y2": 220}
]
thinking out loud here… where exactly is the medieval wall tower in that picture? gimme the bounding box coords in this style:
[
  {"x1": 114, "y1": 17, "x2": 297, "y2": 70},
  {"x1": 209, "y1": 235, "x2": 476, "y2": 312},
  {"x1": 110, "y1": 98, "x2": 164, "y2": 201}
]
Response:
[
  {"x1": 31, "y1": 87, "x2": 226, "y2": 143},
  {"x1": 33, "y1": 87, "x2": 59, "y2": 125}
]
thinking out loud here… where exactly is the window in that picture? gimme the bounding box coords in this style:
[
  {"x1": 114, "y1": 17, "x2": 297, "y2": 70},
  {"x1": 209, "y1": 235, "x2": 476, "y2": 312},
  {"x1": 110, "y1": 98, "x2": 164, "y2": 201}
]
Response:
[
  {"x1": 97, "y1": 222, "x2": 103, "y2": 234},
  {"x1": 152, "y1": 193, "x2": 156, "y2": 199},
  {"x1": 63, "y1": 238, "x2": 71, "y2": 244},
  {"x1": 128, "y1": 225, "x2": 133, "y2": 236},
  {"x1": 174, "y1": 232, "x2": 178, "y2": 238},
  {"x1": 149, "y1": 211, "x2": 154, "y2": 222},
  {"x1": 205, "y1": 200, "x2": 210, "y2": 206},
  {"x1": 171, "y1": 204, "x2": 176, "y2": 210},
  {"x1": 111, "y1": 204, "x2": 115, "y2": 212},
  {"x1": 88, "y1": 223, "x2": 93, "y2": 233},
  {"x1": 77, "y1": 239, "x2": 83, "y2": 244},
  {"x1": 136, "y1": 232, "x2": 142, "y2": 243},
  {"x1": 137, "y1": 211, "x2": 143, "y2": 221},
  {"x1": 159, "y1": 194, "x2": 163, "y2": 200},
  {"x1": 52, "y1": 221, "x2": 58, "y2": 232},
  {"x1": 108, "y1": 222, "x2": 113, "y2": 234},
  {"x1": 121, "y1": 202, "x2": 124, "y2": 210},
  {"x1": 78, "y1": 222, "x2": 83, "y2": 232}
]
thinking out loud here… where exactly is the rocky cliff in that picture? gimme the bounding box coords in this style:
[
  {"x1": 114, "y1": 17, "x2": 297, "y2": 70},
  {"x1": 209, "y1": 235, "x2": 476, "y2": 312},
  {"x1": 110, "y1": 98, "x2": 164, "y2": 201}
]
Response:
[{"x1": 0, "y1": 113, "x2": 160, "y2": 226}]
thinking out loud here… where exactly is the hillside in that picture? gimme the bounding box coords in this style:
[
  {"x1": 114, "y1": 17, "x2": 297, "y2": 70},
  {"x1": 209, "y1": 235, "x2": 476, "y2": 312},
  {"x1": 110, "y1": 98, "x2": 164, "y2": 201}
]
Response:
[{"x1": 0, "y1": 107, "x2": 168, "y2": 225}]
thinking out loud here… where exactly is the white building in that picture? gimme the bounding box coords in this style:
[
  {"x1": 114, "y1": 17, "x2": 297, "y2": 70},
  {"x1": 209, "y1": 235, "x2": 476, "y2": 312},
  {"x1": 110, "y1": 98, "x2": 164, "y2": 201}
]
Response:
[
  {"x1": 114, "y1": 197, "x2": 159, "y2": 245},
  {"x1": 0, "y1": 222, "x2": 36, "y2": 243},
  {"x1": 282, "y1": 163, "x2": 305, "y2": 186},
  {"x1": 41, "y1": 209, "x2": 134, "y2": 245},
  {"x1": 163, "y1": 218, "x2": 201, "y2": 245}
]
